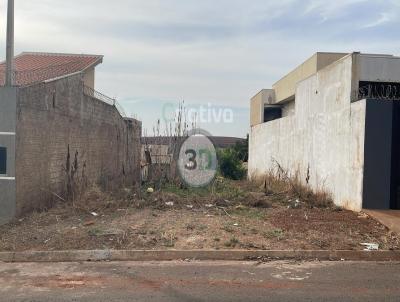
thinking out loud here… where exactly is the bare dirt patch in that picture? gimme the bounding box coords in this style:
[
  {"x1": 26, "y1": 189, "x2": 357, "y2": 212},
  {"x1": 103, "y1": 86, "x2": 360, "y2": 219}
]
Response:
[{"x1": 0, "y1": 180, "x2": 398, "y2": 251}]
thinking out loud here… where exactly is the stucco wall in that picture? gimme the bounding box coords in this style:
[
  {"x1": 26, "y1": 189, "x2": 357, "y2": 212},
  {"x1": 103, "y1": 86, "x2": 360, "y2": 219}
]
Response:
[
  {"x1": 0, "y1": 87, "x2": 17, "y2": 224},
  {"x1": 15, "y1": 74, "x2": 141, "y2": 215},
  {"x1": 83, "y1": 67, "x2": 95, "y2": 89},
  {"x1": 249, "y1": 55, "x2": 366, "y2": 211}
]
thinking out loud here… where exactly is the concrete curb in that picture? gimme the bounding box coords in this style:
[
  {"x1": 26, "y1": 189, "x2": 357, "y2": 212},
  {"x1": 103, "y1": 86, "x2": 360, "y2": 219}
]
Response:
[{"x1": 0, "y1": 250, "x2": 399, "y2": 263}]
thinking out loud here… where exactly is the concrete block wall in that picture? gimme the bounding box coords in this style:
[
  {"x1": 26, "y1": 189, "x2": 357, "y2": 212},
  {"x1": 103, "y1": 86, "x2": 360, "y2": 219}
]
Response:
[
  {"x1": 15, "y1": 74, "x2": 141, "y2": 215},
  {"x1": 249, "y1": 54, "x2": 367, "y2": 211}
]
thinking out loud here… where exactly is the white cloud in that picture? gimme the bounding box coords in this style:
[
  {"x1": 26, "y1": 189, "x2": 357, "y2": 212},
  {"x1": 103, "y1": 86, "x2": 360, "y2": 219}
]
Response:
[
  {"x1": 362, "y1": 12, "x2": 392, "y2": 28},
  {"x1": 303, "y1": 0, "x2": 369, "y2": 21}
]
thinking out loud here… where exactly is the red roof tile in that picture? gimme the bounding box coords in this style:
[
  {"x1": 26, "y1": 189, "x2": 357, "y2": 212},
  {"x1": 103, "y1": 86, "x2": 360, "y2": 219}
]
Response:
[{"x1": 0, "y1": 52, "x2": 103, "y2": 86}]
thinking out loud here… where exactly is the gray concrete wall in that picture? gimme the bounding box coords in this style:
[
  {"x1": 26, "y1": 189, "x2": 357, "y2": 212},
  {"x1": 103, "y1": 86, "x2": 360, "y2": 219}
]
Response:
[
  {"x1": 0, "y1": 87, "x2": 17, "y2": 224},
  {"x1": 281, "y1": 100, "x2": 295, "y2": 117},
  {"x1": 249, "y1": 55, "x2": 367, "y2": 211},
  {"x1": 359, "y1": 54, "x2": 400, "y2": 82},
  {"x1": 14, "y1": 74, "x2": 141, "y2": 215}
]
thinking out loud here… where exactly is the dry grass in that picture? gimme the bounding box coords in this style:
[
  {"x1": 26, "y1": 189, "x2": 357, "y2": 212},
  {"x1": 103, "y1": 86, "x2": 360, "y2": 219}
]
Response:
[
  {"x1": 0, "y1": 179, "x2": 398, "y2": 252},
  {"x1": 261, "y1": 161, "x2": 334, "y2": 209}
]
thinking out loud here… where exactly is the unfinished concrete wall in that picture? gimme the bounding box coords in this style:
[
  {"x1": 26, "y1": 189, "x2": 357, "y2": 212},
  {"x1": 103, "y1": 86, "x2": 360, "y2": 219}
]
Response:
[
  {"x1": 359, "y1": 54, "x2": 400, "y2": 82},
  {"x1": 249, "y1": 55, "x2": 366, "y2": 211},
  {"x1": 281, "y1": 100, "x2": 295, "y2": 117},
  {"x1": 272, "y1": 53, "x2": 348, "y2": 103},
  {"x1": 15, "y1": 74, "x2": 141, "y2": 215}
]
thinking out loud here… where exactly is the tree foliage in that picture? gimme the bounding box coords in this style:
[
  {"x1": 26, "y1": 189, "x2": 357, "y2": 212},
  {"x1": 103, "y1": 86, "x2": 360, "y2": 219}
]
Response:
[
  {"x1": 232, "y1": 135, "x2": 249, "y2": 162},
  {"x1": 217, "y1": 147, "x2": 246, "y2": 180}
]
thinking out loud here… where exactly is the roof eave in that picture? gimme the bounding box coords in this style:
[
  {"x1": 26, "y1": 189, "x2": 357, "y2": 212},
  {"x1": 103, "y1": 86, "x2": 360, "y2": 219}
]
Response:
[{"x1": 82, "y1": 56, "x2": 104, "y2": 72}]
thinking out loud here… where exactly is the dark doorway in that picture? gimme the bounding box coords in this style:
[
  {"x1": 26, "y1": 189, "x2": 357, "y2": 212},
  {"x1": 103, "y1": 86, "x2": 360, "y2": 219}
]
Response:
[
  {"x1": 362, "y1": 100, "x2": 393, "y2": 209},
  {"x1": 363, "y1": 99, "x2": 400, "y2": 210},
  {"x1": 390, "y1": 102, "x2": 400, "y2": 209}
]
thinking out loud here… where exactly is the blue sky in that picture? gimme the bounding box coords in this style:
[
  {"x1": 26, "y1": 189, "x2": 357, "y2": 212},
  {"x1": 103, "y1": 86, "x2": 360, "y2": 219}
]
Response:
[{"x1": 1, "y1": 0, "x2": 400, "y2": 137}]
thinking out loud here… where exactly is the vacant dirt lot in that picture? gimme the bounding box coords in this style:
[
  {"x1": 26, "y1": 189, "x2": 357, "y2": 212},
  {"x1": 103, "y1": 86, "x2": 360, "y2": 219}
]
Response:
[{"x1": 0, "y1": 180, "x2": 398, "y2": 251}]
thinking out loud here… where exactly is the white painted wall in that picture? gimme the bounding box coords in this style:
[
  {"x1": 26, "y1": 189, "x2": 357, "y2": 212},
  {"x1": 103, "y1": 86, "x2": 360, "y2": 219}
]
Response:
[{"x1": 249, "y1": 55, "x2": 367, "y2": 211}]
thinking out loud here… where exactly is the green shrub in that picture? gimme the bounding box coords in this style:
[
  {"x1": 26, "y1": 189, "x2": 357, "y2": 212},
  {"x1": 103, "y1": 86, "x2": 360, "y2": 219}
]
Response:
[
  {"x1": 232, "y1": 135, "x2": 249, "y2": 162},
  {"x1": 217, "y1": 148, "x2": 246, "y2": 180}
]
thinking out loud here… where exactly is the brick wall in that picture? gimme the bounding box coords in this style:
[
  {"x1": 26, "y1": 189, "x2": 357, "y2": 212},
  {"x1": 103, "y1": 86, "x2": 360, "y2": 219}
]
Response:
[{"x1": 15, "y1": 74, "x2": 141, "y2": 215}]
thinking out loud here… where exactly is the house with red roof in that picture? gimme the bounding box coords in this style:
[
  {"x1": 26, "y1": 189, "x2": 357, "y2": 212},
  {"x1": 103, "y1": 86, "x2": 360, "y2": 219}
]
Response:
[
  {"x1": 0, "y1": 52, "x2": 103, "y2": 88},
  {"x1": 0, "y1": 52, "x2": 141, "y2": 224}
]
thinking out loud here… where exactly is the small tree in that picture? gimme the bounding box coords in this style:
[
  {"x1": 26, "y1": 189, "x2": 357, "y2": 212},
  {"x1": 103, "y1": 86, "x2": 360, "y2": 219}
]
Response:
[
  {"x1": 232, "y1": 135, "x2": 249, "y2": 162},
  {"x1": 218, "y1": 148, "x2": 246, "y2": 180}
]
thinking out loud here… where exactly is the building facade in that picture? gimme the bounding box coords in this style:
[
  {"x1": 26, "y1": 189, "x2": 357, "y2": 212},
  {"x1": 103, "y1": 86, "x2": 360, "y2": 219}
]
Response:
[{"x1": 249, "y1": 52, "x2": 400, "y2": 211}]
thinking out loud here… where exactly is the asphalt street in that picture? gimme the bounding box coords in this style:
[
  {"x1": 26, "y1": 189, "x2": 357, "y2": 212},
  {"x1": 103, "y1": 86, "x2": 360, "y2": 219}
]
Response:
[{"x1": 0, "y1": 260, "x2": 399, "y2": 301}]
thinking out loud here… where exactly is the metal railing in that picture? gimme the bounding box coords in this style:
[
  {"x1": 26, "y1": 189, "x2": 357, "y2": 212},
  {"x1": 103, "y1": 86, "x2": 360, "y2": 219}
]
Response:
[
  {"x1": 83, "y1": 85, "x2": 127, "y2": 118},
  {"x1": 114, "y1": 99, "x2": 127, "y2": 118},
  {"x1": 83, "y1": 85, "x2": 115, "y2": 106}
]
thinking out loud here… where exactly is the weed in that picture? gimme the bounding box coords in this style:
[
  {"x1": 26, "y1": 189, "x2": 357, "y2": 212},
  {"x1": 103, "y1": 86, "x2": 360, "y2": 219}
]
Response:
[
  {"x1": 197, "y1": 224, "x2": 208, "y2": 231},
  {"x1": 88, "y1": 228, "x2": 102, "y2": 237},
  {"x1": 222, "y1": 225, "x2": 235, "y2": 233},
  {"x1": 161, "y1": 232, "x2": 177, "y2": 247},
  {"x1": 161, "y1": 178, "x2": 247, "y2": 201},
  {"x1": 250, "y1": 228, "x2": 259, "y2": 235},
  {"x1": 263, "y1": 229, "x2": 285, "y2": 240},
  {"x1": 231, "y1": 207, "x2": 265, "y2": 220},
  {"x1": 260, "y1": 160, "x2": 334, "y2": 209},
  {"x1": 212, "y1": 178, "x2": 247, "y2": 200},
  {"x1": 224, "y1": 237, "x2": 240, "y2": 247},
  {"x1": 186, "y1": 223, "x2": 195, "y2": 231}
]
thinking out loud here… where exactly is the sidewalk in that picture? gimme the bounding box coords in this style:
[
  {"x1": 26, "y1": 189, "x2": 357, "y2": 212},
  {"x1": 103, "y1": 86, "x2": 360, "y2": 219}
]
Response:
[{"x1": 364, "y1": 210, "x2": 400, "y2": 235}]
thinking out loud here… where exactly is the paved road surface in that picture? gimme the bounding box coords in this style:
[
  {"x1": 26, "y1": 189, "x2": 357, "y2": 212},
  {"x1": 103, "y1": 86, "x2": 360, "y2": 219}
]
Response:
[{"x1": 0, "y1": 260, "x2": 399, "y2": 301}]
